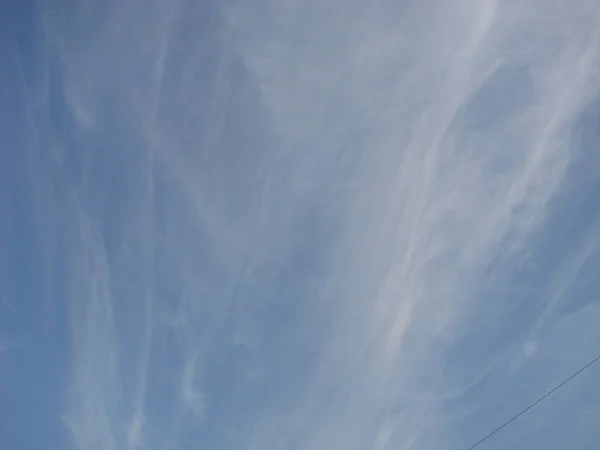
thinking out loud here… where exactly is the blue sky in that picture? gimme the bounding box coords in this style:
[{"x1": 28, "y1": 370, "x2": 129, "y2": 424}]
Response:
[{"x1": 1, "y1": 1, "x2": 600, "y2": 449}]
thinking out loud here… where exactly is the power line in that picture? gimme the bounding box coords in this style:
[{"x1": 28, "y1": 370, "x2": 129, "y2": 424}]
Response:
[{"x1": 466, "y1": 352, "x2": 600, "y2": 450}]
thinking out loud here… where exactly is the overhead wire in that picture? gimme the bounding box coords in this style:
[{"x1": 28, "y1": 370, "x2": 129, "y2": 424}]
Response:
[{"x1": 466, "y1": 352, "x2": 600, "y2": 450}]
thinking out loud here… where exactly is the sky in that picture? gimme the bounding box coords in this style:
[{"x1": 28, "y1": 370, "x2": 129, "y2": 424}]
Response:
[{"x1": 1, "y1": 1, "x2": 600, "y2": 450}]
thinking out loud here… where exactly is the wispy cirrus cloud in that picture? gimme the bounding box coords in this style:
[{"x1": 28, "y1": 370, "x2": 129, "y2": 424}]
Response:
[{"x1": 10, "y1": 1, "x2": 600, "y2": 449}]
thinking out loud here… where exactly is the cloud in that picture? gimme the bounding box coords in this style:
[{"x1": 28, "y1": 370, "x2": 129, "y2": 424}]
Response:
[
  {"x1": 181, "y1": 357, "x2": 206, "y2": 418},
  {"x1": 523, "y1": 340, "x2": 538, "y2": 358},
  {"x1": 127, "y1": 411, "x2": 144, "y2": 449},
  {"x1": 23, "y1": 1, "x2": 600, "y2": 450}
]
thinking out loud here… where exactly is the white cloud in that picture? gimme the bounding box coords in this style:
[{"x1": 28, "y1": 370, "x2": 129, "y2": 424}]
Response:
[
  {"x1": 28, "y1": 0, "x2": 600, "y2": 449},
  {"x1": 181, "y1": 357, "x2": 206, "y2": 418},
  {"x1": 524, "y1": 340, "x2": 538, "y2": 358},
  {"x1": 127, "y1": 411, "x2": 144, "y2": 449}
]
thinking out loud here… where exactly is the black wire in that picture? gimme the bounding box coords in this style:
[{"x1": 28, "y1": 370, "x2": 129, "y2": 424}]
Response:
[{"x1": 466, "y1": 353, "x2": 600, "y2": 450}]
